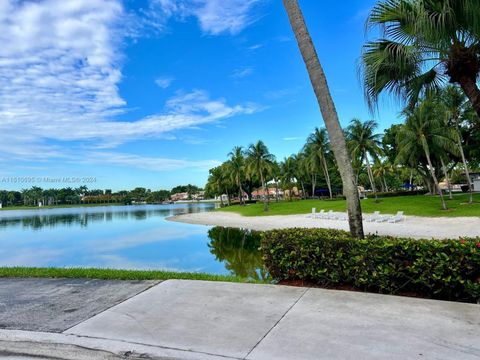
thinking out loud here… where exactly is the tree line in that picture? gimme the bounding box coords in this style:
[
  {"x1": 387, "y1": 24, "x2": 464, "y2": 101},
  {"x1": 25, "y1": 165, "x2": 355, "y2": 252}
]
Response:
[
  {"x1": 277, "y1": 0, "x2": 480, "y2": 238},
  {"x1": 0, "y1": 184, "x2": 203, "y2": 207},
  {"x1": 205, "y1": 85, "x2": 479, "y2": 212}
]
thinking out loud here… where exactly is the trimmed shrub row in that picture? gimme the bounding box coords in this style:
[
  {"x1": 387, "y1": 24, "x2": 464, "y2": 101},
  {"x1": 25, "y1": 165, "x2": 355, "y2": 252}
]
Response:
[
  {"x1": 261, "y1": 228, "x2": 480, "y2": 303},
  {"x1": 374, "y1": 189, "x2": 429, "y2": 197}
]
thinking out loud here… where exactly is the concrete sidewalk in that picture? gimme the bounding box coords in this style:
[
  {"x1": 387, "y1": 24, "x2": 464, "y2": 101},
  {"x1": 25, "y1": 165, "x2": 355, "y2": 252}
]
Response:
[{"x1": 0, "y1": 279, "x2": 479, "y2": 359}]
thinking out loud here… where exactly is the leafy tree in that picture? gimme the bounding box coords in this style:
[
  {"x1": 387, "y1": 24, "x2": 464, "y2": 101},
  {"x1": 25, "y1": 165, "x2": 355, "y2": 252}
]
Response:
[
  {"x1": 227, "y1": 146, "x2": 246, "y2": 205},
  {"x1": 280, "y1": 156, "x2": 297, "y2": 201},
  {"x1": 245, "y1": 140, "x2": 275, "y2": 211},
  {"x1": 304, "y1": 127, "x2": 333, "y2": 198},
  {"x1": 346, "y1": 119, "x2": 383, "y2": 201},
  {"x1": 397, "y1": 97, "x2": 458, "y2": 209},
  {"x1": 372, "y1": 159, "x2": 394, "y2": 192},
  {"x1": 362, "y1": 0, "x2": 480, "y2": 117},
  {"x1": 441, "y1": 85, "x2": 475, "y2": 202},
  {"x1": 382, "y1": 124, "x2": 403, "y2": 164},
  {"x1": 205, "y1": 167, "x2": 228, "y2": 206}
]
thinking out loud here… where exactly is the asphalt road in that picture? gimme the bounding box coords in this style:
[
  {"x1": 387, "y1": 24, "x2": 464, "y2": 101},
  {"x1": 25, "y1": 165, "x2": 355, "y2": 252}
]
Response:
[{"x1": 0, "y1": 278, "x2": 159, "y2": 332}]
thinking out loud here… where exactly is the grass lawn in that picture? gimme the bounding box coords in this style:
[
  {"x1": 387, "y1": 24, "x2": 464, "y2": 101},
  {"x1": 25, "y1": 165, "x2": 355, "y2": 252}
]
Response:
[
  {"x1": 0, "y1": 267, "x2": 265, "y2": 283},
  {"x1": 220, "y1": 193, "x2": 480, "y2": 217}
]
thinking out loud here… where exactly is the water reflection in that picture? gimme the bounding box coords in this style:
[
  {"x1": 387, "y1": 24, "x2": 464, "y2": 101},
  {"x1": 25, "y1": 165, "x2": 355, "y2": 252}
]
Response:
[
  {"x1": 0, "y1": 204, "x2": 268, "y2": 278},
  {"x1": 0, "y1": 204, "x2": 209, "y2": 231},
  {"x1": 207, "y1": 227, "x2": 269, "y2": 281}
]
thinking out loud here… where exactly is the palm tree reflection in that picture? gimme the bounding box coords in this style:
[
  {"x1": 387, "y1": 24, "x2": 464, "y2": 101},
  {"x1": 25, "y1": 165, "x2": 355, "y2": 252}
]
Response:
[{"x1": 208, "y1": 227, "x2": 269, "y2": 281}]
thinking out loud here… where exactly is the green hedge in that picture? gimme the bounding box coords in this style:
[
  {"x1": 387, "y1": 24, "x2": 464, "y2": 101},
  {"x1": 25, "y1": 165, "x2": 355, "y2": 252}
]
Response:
[
  {"x1": 374, "y1": 189, "x2": 429, "y2": 197},
  {"x1": 261, "y1": 228, "x2": 480, "y2": 303}
]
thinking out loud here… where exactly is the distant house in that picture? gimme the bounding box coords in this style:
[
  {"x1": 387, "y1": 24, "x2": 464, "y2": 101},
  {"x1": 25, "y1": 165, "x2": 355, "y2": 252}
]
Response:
[
  {"x1": 192, "y1": 191, "x2": 205, "y2": 201},
  {"x1": 469, "y1": 172, "x2": 480, "y2": 192},
  {"x1": 252, "y1": 188, "x2": 285, "y2": 199},
  {"x1": 170, "y1": 192, "x2": 189, "y2": 201},
  {"x1": 460, "y1": 172, "x2": 480, "y2": 192}
]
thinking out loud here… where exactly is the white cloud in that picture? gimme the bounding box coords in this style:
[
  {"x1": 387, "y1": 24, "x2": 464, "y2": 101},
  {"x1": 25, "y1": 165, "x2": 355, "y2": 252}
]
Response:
[
  {"x1": 0, "y1": 1, "x2": 261, "y2": 163},
  {"x1": 231, "y1": 67, "x2": 254, "y2": 79},
  {"x1": 147, "y1": 0, "x2": 263, "y2": 35},
  {"x1": 247, "y1": 43, "x2": 263, "y2": 51},
  {"x1": 155, "y1": 76, "x2": 174, "y2": 88},
  {"x1": 0, "y1": 0, "x2": 264, "y2": 176},
  {"x1": 84, "y1": 151, "x2": 221, "y2": 171},
  {"x1": 282, "y1": 137, "x2": 301, "y2": 141},
  {"x1": 192, "y1": 0, "x2": 262, "y2": 35}
]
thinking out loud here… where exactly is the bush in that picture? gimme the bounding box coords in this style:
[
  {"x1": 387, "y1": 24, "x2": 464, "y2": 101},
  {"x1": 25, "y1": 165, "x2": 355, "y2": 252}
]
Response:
[
  {"x1": 261, "y1": 228, "x2": 480, "y2": 303},
  {"x1": 374, "y1": 190, "x2": 429, "y2": 197}
]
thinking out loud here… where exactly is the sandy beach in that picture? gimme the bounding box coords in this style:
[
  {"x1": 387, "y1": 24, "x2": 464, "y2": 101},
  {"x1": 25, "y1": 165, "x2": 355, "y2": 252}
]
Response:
[{"x1": 168, "y1": 211, "x2": 480, "y2": 239}]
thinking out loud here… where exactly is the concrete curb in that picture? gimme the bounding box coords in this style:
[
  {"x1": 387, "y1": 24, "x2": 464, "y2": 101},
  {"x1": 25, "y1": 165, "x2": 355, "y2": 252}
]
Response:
[{"x1": 0, "y1": 329, "x2": 238, "y2": 360}]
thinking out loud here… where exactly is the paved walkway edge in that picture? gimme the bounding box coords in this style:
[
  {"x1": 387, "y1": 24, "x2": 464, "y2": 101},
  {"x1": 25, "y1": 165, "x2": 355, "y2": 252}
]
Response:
[{"x1": 0, "y1": 329, "x2": 238, "y2": 360}]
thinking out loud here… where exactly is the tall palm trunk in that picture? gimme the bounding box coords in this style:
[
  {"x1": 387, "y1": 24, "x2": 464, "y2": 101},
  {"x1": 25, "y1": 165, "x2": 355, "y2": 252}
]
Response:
[
  {"x1": 311, "y1": 173, "x2": 316, "y2": 198},
  {"x1": 454, "y1": 118, "x2": 473, "y2": 203},
  {"x1": 409, "y1": 169, "x2": 414, "y2": 191},
  {"x1": 300, "y1": 181, "x2": 306, "y2": 200},
  {"x1": 422, "y1": 141, "x2": 447, "y2": 210},
  {"x1": 440, "y1": 158, "x2": 453, "y2": 200},
  {"x1": 321, "y1": 156, "x2": 333, "y2": 199},
  {"x1": 237, "y1": 179, "x2": 244, "y2": 205},
  {"x1": 260, "y1": 170, "x2": 268, "y2": 212},
  {"x1": 458, "y1": 77, "x2": 480, "y2": 119},
  {"x1": 283, "y1": 0, "x2": 364, "y2": 238},
  {"x1": 226, "y1": 189, "x2": 231, "y2": 207},
  {"x1": 275, "y1": 179, "x2": 280, "y2": 202},
  {"x1": 364, "y1": 156, "x2": 378, "y2": 202}
]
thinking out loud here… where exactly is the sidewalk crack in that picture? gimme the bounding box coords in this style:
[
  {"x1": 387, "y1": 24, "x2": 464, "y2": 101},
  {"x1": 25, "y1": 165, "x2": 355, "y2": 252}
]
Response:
[{"x1": 243, "y1": 287, "x2": 309, "y2": 359}]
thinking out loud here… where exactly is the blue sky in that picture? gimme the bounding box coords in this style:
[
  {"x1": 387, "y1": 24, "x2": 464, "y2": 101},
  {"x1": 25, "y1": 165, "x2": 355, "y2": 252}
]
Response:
[{"x1": 0, "y1": 0, "x2": 401, "y2": 191}]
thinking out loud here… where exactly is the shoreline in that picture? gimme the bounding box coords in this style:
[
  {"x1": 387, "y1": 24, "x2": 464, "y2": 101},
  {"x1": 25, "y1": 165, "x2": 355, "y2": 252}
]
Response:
[
  {"x1": 0, "y1": 200, "x2": 219, "y2": 212},
  {"x1": 167, "y1": 211, "x2": 480, "y2": 239}
]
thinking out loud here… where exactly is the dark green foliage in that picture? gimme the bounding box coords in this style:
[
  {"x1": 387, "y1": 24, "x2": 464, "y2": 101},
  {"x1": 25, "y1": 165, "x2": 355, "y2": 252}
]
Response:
[
  {"x1": 262, "y1": 228, "x2": 480, "y2": 302},
  {"x1": 375, "y1": 190, "x2": 428, "y2": 197}
]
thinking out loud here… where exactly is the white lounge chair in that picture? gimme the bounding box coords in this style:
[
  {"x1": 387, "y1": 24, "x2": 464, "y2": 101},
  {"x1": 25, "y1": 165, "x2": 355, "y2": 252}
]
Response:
[
  {"x1": 315, "y1": 209, "x2": 325, "y2": 219},
  {"x1": 307, "y1": 207, "x2": 316, "y2": 218},
  {"x1": 376, "y1": 214, "x2": 390, "y2": 222},
  {"x1": 367, "y1": 211, "x2": 381, "y2": 222},
  {"x1": 325, "y1": 210, "x2": 334, "y2": 219},
  {"x1": 388, "y1": 211, "x2": 405, "y2": 223},
  {"x1": 337, "y1": 212, "x2": 348, "y2": 221}
]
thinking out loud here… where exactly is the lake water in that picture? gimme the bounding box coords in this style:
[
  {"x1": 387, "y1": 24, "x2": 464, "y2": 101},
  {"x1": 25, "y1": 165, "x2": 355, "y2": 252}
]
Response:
[{"x1": 0, "y1": 204, "x2": 265, "y2": 279}]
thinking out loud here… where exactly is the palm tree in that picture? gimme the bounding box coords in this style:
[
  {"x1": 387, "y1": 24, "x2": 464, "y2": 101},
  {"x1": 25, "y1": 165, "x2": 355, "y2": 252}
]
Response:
[
  {"x1": 397, "y1": 98, "x2": 458, "y2": 210},
  {"x1": 346, "y1": 119, "x2": 383, "y2": 201},
  {"x1": 373, "y1": 159, "x2": 393, "y2": 192},
  {"x1": 305, "y1": 127, "x2": 333, "y2": 198},
  {"x1": 442, "y1": 86, "x2": 474, "y2": 203},
  {"x1": 227, "y1": 146, "x2": 246, "y2": 205},
  {"x1": 207, "y1": 167, "x2": 227, "y2": 207},
  {"x1": 271, "y1": 161, "x2": 282, "y2": 202},
  {"x1": 361, "y1": 0, "x2": 480, "y2": 117},
  {"x1": 283, "y1": 0, "x2": 364, "y2": 238},
  {"x1": 303, "y1": 144, "x2": 320, "y2": 198},
  {"x1": 440, "y1": 156, "x2": 453, "y2": 200},
  {"x1": 245, "y1": 140, "x2": 275, "y2": 211},
  {"x1": 294, "y1": 152, "x2": 309, "y2": 199},
  {"x1": 280, "y1": 156, "x2": 297, "y2": 201},
  {"x1": 220, "y1": 163, "x2": 233, "y2": 206}
]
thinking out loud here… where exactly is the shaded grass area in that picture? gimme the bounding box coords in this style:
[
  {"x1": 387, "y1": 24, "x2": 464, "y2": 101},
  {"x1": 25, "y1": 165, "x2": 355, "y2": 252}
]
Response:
[
  {"x1": 0, "y1": 267, "x2": 265, "y2": 283},
  {"x1": 220, "y1": 193, "x2": 480, "y2": 217}
]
